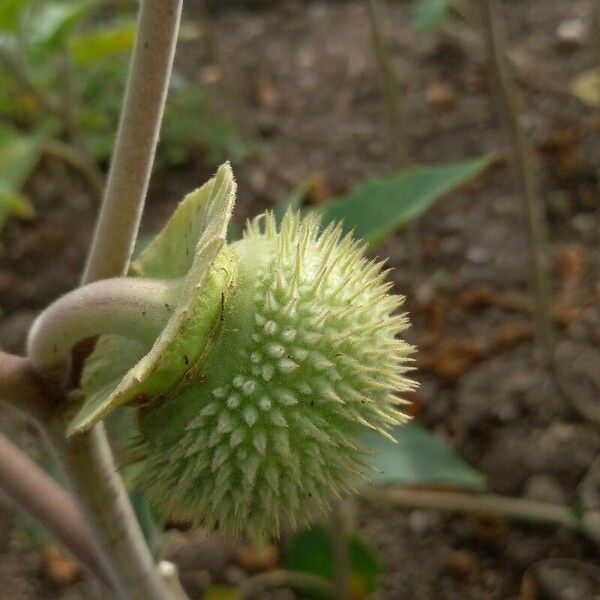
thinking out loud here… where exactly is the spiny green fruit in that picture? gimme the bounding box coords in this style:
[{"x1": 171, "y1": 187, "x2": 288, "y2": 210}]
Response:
[{"x1": 72, "y1": 164, "x2": 415, "y2": 539}]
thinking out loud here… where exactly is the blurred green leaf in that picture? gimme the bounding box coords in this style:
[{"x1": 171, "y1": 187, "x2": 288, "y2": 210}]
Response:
[
  {"x1": 364, "y1": 423, "x2": 486, "y2": 490},
  {"x1": 285, "y1": 524, "x2": 380, "y2": 600},
  {"x1": 411, "y1": 0, "x2": 453, "y2": 33},
  {"x1": 0, "y1": 0, "x2": 26, "y2": 32},
  {"x1": 70, "y1": 22, "x2": 135, "y2": 65},
  {"x1": 25, "y1": 0, "x2": 95, "y2": 52},
  {"x1": 0, "y1": 190, "x2": 35, "y2": 222},
  {"x1": 203, "y1": 585, "x2": 241, "y2": 600},
  {"x1": 319, "y1": 156, "x2": 492, "y2": 246},
  {"x1": 0, "y1": 125, "x2": 43, "y2": 191},
  {"x1": 0, "y1": 125, "x2": 42, "y2": 231}
]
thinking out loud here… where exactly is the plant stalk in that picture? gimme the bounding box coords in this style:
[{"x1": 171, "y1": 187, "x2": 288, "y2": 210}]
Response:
[
  {"x1": 330, "y1": 502, "x2": 351, "y2": 600},
  {"x1": 361, "y1": 486, "x2": 600, "y2": 546},
  {"x1": 82, "y1": 0, "x2": 182, "y2": 283},
  {"x1": 47, "y1": 1, "x2": 185, "y2": 598},
  {"x1": 480, "y1": 0, "x2": 555, "y2": 371},
  {"x1": 0, "y1": 431, "x2": 111, "y2": 586},
  {"x1": 239, "y1": 570, "x2": 335, "y2": 600},
  {"x1": 27, "y1": 277, "x2": 177, "y2": 376},
  {"x1": 365, "y1": 0, "x2": 420, "y2": 282}
]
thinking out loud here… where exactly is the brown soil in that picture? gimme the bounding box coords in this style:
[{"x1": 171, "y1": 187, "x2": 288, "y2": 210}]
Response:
[{"x1": 0, "y1": 1, "x2": 599, "y2": 598}]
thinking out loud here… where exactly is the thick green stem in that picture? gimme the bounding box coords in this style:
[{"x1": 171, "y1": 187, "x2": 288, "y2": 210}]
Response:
[{"x1": 27, "y1": 277, "x2": 178, "y2": 376}]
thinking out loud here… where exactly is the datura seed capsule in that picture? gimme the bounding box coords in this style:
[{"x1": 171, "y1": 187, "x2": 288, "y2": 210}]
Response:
[{"x1": 71, "y1": 163, "x2": 416, "y2": 539}]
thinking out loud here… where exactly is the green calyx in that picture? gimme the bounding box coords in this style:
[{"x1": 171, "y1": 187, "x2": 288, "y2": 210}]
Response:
[
  {"x1": 72, "y1": 163, "x2": 416, "y2": 539},
  {"x1": 69, "y1": 163, "x2": 237, "y2": 435}
]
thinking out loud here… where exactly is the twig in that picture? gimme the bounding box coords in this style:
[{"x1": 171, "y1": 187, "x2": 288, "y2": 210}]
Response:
[
  {"x1": 82, "y1": 0, "x2": 183, "y2": 282},
  {"x1": 42, "y1": 138, "x2": 104, "y2": 196},
  {"x1": 0, "y1": 432, "x2": 111, "y2": 586},
  {"x1": 364, "y1": 0, "x2": 420, "y2": 282},
  {"x1": 361, "y1": 487, "x2": 600, "y2": 546},
  {"x1": 330, "y1": 502, "x2": 351, "y2": 600},
  {"x1": 239, "y1": 569, "x2": 335, "y2": 600},
  {"x1": 480, "y1": 0, "x2": 555, "y2": 371}
]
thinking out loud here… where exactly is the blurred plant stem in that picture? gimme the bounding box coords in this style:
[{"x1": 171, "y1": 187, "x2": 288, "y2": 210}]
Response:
[
  {"x1": 480, "y1": 3, "x2": 555, "y2": 367},
  {"x1": 42, "y1": 138, "x2": 104, "y2": 195},
  {"x1": 0, "y1": 48, "x2": 104, "y2": 197},
  {"x1": 330, "y1": 501, "x2": 352, "y2": 600},
  {"x1": 365, "y1": 0, "x2": 420, "y2": 285},
  {"x1": 195, "y1": 0, "x2": 252, "y2": 138},
  {"x1": 239, "y1": 570, "x2": 335, "y2": 599},
  {"x1": 0, "y1": 429, "x2": 111, "y2": 586},
  {"x1": 362, "y1": 486, "x2": 600, "y2": 547}
]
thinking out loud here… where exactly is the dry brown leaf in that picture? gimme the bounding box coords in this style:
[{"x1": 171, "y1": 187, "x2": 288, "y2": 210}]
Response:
[
  {"x1": 232, "y1": 544, "x2": 279, "y2": 573},
  {"x1": 43, "y1": 546, "x2": 80, "y2": 586},
  {"x1": 417, "y1": 337, "x2": 488, "y2": 380},
  {"x1": 447, "y1": 549, "x2": 479, "y2": 580},
  {"x1": 458, "y1": 287, "x2": 495, "y2": 310},
  {"x1": 424, "y1": 82, "x2": 457, "y2": 110},
  {"x1": 554, "y1": 243, "x2": 585, "y2": 289},
  {"x1": 520, "y1": 574, "x2": 538, "y2": 600},
  {"x1": 415, "y1": 297, "x2": 448, "y2": 348},
  {"x1": 256, "y1": 73, "x2": 280, "y2": 110},
  {"x1": 493, "y1": 323, "x2": 534, "y2": 350}
]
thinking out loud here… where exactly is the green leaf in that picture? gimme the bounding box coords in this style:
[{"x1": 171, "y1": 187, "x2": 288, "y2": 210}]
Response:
[
  {"x1": 0, "y1": 0, "x2": 27, "y2": 32},
  {"x1": 285, "y1": 524, "x2": 381, "y2": 600},
  {"x1": 202, "y1": 586, "x2": 241, "y2": 600},
  {"x1": 364, "y1": 423, "x2": 486, "y2": 490},
  {"x1": 0, "y1": 124, "x2": 44, "y2": 191},
  {"x1": 24, "y1": 0, "x2": 95, "y2": 52},
  {"x1": 411, "y1": 0, "x2": 453, "y2": 33},
  {"x1": 319, "y1": 156, "x2": 492, "y2": 246},
  {"x1": 0, "y1": 191, "x2": 34, "y2": 219},
  {"x1": 70, "y1": 22, "x2": 135, "y2": 66}
]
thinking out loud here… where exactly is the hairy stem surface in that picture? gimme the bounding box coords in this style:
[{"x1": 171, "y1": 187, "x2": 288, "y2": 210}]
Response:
[
  {"x1": 51, "y1": 1, "x2": 185, "y2": 598},
  {"x1": 0, "y1": 432, "x2": 110, "y2": 586},
  {"x1": 82, "y1": 0, "x2": 182, "y2": 282},
  {"x1": 28, "y1": 277, "x2": 177, "y2": 376}
]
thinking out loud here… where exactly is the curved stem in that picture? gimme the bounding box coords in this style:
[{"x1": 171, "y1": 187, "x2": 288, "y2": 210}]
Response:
[
  {"x1": 0, "y1": 432, "x2": 111, "y2": 587},
  {"x1": 27, "y1": 277, "x2": 178, "y2": 376},
  {"x1": 82, "y1": 0, "x2": 182, "y2": 283}
]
